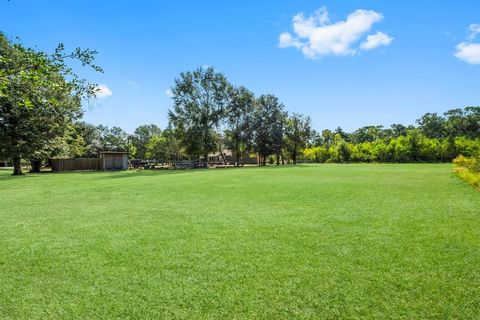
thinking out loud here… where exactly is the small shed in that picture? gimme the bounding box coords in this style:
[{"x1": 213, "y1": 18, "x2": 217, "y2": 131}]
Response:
[{"x1": 100, "y1": 152, "x2": 129, "y2": 171}]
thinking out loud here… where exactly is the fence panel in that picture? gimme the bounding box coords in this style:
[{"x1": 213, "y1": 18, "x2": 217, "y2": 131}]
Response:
[{"x1": 50, "y1": 158, "x2": 102, "y2": 172}]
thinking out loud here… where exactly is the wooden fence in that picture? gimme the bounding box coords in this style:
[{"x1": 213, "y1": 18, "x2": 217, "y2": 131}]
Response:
[{"x1": 50, "y1": 158, "x2": 102, "y2": 172}]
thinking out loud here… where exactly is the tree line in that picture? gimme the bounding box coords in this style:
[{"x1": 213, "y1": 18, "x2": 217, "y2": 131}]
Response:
[
  {"x1": 303, "y1": 107, "x2": 480, "y2": 163},
  {"x1": 69, "y1": 105, "x2": 480, "y2": 166},
  {"x1": 1, "y1": 32, "x2": 479, "y2": 175},
  {"x1": 65, "y1": 66, "x2": 314, "y2": 167}
]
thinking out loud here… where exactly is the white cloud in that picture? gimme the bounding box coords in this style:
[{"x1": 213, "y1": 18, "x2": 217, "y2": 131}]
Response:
[
  {"x1": 454, "y1": 23, "x2": 480, "y2": 65},
  {"x1": 279, "y1": 7, "x2": 392, "y2": 58},
  {"x1": 467, "y1": 23, "x2": 480, "y2": 40},
  {"x1": 454, "y1": 42, "x2": 480, "y2": 65},
  {"x1": 360, "y1": 31, "x2": 394, "y2": 50},
  {"x1": 165, "y1": 89, "x2": 174, "y2": 97},
  {"x1": 279, "y1": 32, "x2": 302, "y2": 48},
  {"x1": 95, "y1": 84, "x2": 112, "y2": 98}
]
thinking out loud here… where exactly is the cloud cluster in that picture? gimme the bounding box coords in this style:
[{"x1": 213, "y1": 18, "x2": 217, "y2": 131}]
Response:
[
  {"x1": 455, "y1": 23, "x2": 480, "y2": 65},
  {"x1": 360, "y1": 31, "x2": 393, "y2": 50},
  {"x1": 279, "y1": 7, "x2": 393, "y2": 58},
  {"x1": 95, "y1": 84, "x2": 112, "y2": 98}
]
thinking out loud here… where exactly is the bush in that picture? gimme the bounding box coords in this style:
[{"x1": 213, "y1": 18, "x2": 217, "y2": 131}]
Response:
[{"x1": 453, "y1": 154, "x2": 480, "y2": 189}]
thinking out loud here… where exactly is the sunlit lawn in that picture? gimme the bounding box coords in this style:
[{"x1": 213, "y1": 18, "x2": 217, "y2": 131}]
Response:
[{"x1": 0, "y1": 164, "x2": 479, "y2": 319}]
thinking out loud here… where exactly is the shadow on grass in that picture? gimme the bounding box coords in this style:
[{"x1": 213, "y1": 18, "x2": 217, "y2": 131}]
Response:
[
  {"x1": 0, "y1": 168, "x2": 32, "y2": 181},
  {"x1": 95, "y1": 165, "x2": 288, "y2": 180},
  {"x1": 0, "y1": 165, "x2": 316, "y2": 182},
  {"x1": 96, "y1": 169, "x2": 209, "y2": 180}
]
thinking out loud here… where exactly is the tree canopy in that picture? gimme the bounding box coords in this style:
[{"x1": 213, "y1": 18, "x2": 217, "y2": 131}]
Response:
[
  {"x1": 0, "y1": 33, "x2": 102, "y2": 174},
  {"x1": 168, "y1": 67, "x2": 232, "y2": 161}
]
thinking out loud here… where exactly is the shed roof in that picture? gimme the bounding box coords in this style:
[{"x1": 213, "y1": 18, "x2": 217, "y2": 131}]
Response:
[{"x1": 100, "y1": 151, "x2": 129, "y2": 155}]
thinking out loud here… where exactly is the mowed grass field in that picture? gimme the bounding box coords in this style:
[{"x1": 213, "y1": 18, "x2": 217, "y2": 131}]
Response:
[{"x1": 0, "y1": 164, "x2": 479, "y2": 319}]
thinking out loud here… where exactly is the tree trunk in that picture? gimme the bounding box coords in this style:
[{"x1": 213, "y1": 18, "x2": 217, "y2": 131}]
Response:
[
  {"x1": 219, "y1": 150, "x2": 226, "y2": 165},
  {"x1": 276, "y1": 153, "x2": 280, "y2": 165},
  {"x1": 292, "y1": 152, "x2": 297, "y2": 165},
  {"x1": 235, "y1": 141, "x2": 240, "y2": 167},
  {"x1": 13, "y1": 156, "x2": 23, "y2": 175}
]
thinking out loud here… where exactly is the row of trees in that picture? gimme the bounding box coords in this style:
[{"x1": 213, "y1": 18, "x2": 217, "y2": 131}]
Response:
[
  {"x1": 70, "y1": 106, "x2": 480, "y2": 166},
  {"x1": 302, "y1": 107, "x2": 480, "y2": 163},
  {"x1": 168, "y1": 67, "x2": 312, "y2": 165},
  {"x1": 1, "y1": 31, "x2": 479, "y2": 174},
  {"x1": 67, "y1": 67, "x2": 313, "y2": 165},
  {"x1": 304, "y1": 131, "x2": 480, "y2": 163}
]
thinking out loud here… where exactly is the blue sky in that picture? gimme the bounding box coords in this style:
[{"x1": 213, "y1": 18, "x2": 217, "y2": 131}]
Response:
[{"x1": 1, "y1": 1, "x2": 479, "y2": 133}]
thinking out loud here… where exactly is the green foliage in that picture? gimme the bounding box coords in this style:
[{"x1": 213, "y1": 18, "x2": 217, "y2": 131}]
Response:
[
  {"x1": 453, "y1": 154, "x2": 480, "y2": 189},
  {"x1": 304, "y1": 129, "x2": 480, "y2": 163},
  {"x1": 0, "y1": 33, "x2": 101, "y2": 174},
  {"x1": 102, "y1": 126, "x2": 128, "y2": 152},
  {"x1": 168, "y1": 66, "x2": 232, "y2": 161},
  {"x1": 130, "y1": 124, "x2": 162, "y2": 159},
  {"x1": 284, "y1": 113, "x2": 312, "y2": 164},
  {"x1": 145, "y1": 134, "x2": 168, "y2": 160},
  {"x1": 73, "y1": 123, "x2": 128, "y2": 157},
  {"x1": 253, "y1": 94, "x2": 285, "y2": 164},
  {"x1": 225, "y1": 86, "x2": 255, "y2": 165},
  {"x1": 416, "y1": 107, "x2": 480, "y2": 139}
]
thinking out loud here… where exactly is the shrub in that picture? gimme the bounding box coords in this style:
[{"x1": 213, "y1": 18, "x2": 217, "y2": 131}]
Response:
[{"x1": 453, "y1": 154, "x2": 480, "y2": 189}]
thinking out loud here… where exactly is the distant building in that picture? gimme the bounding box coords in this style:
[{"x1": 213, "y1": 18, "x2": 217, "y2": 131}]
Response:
[
  {"x1": 206, "y1": 149, "x2": 257, "y2": 165},
  {"x1": 207, "y1": 149, "x2": 234, "y2": 163},
  {"x1": 50, "y1": 152, "x2": 129, "y2": 172},
  {"x1": 100, "y1": 152, "x2": 129, "y2": 170}
]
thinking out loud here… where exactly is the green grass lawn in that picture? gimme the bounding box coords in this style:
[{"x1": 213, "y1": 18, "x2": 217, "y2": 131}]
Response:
[{"x1": 0, "y1": 164, "x2": 479, "y2": 319}]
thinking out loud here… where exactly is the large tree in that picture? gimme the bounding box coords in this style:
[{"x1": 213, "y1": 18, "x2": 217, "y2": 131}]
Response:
[
  {"x1": 285, "y1": 113, "x2": 312, "y2": 164},
  {"x1": 0, "y1": 33, "x2": 101, "y2": 175},
  {"x1": 162, "y1": 122, "x2": 185, "y2": 162},
  {"x1": 101, "y1": 126, "x2": 129, "y2": 152},
  {"x1": 74, "y1": 122, "x2": 103, "y2": 157},
  {"x1": 417, "y1": 112, "x2": 446, "y2": 138},
  {"x1": 253, "y1": 94, "x2": 285, "y2": 165},
  {"x1": 225, "y1": 86, "x2": 255, "y2": 166},
  {"x1": 351, "y1": 125, "x2": 384, "y2": 143},
  {"x1": 130, "y1": 124, "x2": 162, "y2": 159},
  {"x1": 168, "y1": 67, "x2": 232, "y2": 162},
  {"x1": 145, "y1": 133, "x2": 168, "y2": 160}
]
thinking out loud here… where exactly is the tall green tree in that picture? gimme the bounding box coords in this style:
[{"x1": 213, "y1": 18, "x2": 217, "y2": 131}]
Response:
[
  {"x1": 462, "y1": 106, "x2": 480, "y2": 138},
  {"x1": 320, "y1": 129, "x2": 334, "y2": 147},
  {"x1": 168, "y1": 67, "x2": 231, "y2": 162},
  {"x1": 253, "y1": 94, "x2": 285, "y2": 165},
  {"x1": 285, "y1": 113, "x2": 312, "y2": 164},
  {"x1": 130, "y1": 124, "x2": 162, "y2": 159},
  {"x1": 102, "y1": 126, "x2": 128, "y2": 152},
  {"x1": 74, "y1": 122, "x2": 103, "y2": 157},
  {"x1": 351, "y1": 125, "x2": 384, "y2": 143},
  {"x1": 225, "y1": 86, "x2": 255, "y2": 166},
  {"x1": 334, "y1": 127, "x2": 350, "y2": 141},
  {"x1": 162, "y1": 122, "x2": 185, "y2": 161},
  {"x1": 389, "y1": 124, "x2": 408, "y2": 138},
  {"x1": 417, "y1": 112, "x2": 446, "y2": 138},
  {"x1": 0, "y1": 33, "x2": 102, "y2": 175},
  {"x1": 145, "y1": 134, "x2": 168, "y2": 160}
]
